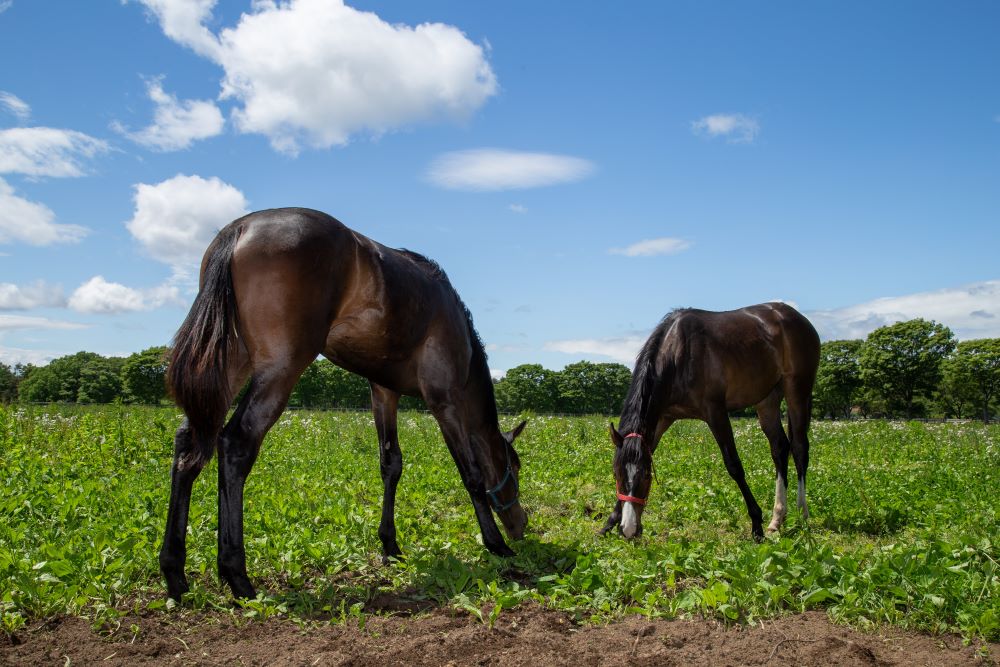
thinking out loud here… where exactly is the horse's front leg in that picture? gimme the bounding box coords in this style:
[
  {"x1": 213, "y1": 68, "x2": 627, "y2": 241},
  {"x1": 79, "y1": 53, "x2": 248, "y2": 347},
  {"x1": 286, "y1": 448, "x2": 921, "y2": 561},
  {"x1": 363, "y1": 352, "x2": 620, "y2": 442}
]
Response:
[
  {"x1": 706, "y1": 408, "x2": 764, "y2": 541},
  {"x1": 598, "y1": 499, "x2": 623, "y2": 536},
  {"x1": 430, "y1": 404, "x2": 513, "y2": 557},
  {"x1": 371, "y1": 383, "x2": 403, "y2": 561}
]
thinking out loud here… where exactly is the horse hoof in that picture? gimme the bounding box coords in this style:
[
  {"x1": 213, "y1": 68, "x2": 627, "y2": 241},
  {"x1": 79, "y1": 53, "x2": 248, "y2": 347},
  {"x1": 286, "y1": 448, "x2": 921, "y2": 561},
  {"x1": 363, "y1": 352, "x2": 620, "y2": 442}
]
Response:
[
  {"x1": 381, "y1": 551, "x2": 405, "y2": 565},
  {"x1": 487, "y1": 543, "x2": 516, "y2": 558}
]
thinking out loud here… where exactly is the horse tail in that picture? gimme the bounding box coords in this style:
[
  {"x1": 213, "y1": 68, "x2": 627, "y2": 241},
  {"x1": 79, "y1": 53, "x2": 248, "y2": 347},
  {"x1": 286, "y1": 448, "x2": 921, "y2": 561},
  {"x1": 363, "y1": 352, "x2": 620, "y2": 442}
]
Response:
[{"x1": 167, "y1": 223, "x2": 242, "y2": 468}]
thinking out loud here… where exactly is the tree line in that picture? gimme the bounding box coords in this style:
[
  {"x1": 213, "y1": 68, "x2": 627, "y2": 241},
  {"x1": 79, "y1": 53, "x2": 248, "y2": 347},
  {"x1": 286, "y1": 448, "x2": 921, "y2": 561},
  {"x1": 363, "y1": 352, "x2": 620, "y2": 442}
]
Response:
[{"x1": 2, "y1": 318, "x2": 997, "y2": 420}]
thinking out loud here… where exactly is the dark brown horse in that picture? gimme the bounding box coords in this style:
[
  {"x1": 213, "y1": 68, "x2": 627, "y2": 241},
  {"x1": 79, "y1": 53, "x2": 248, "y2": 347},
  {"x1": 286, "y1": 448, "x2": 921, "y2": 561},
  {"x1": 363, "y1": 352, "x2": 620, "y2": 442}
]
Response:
[
  {"x1": 600, "y1": 303, "x2": 820, "y2": 541},
  {"x1": 160, "y1": 208, "x2": 527, "y2": 601}
]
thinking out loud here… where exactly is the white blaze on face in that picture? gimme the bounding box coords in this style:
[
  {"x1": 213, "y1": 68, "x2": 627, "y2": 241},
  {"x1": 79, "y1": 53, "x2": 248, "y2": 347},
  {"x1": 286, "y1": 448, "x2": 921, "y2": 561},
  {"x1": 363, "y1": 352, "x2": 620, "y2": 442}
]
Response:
[{"x1": 621, "y1": 501, "x2": 639, "y2": 538}]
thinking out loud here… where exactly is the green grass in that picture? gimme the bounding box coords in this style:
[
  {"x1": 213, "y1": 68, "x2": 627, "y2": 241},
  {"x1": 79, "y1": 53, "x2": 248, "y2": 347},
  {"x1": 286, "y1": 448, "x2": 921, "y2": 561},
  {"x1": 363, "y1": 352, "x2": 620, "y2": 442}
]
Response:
[{"x1": 1, "y1": 405, "x2": 998, "y2": 642}]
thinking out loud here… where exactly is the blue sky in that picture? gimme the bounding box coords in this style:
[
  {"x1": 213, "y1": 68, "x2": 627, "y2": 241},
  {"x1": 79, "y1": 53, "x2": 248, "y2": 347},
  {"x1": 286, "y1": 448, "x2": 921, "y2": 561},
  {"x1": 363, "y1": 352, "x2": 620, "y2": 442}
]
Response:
[{"x1": 1, "y1": 1, "x2": 998, "y2": 374}]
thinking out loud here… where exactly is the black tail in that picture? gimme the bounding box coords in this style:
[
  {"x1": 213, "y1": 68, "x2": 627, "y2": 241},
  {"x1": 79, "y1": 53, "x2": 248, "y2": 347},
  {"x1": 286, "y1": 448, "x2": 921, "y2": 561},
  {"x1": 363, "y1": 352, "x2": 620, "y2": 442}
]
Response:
[{"x1": 166, "y1": 222, "x2": 242, "y2": 468}]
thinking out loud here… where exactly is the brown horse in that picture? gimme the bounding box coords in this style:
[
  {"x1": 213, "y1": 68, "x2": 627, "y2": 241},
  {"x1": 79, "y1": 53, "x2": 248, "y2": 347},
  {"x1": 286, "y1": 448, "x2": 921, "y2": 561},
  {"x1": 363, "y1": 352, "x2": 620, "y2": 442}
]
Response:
[
  {"x1": 160, "y1": 208, "x2": 527, "y2": 601},
  {"x1": 600, "y1": 303, "x2": 820, "y2": 541}
]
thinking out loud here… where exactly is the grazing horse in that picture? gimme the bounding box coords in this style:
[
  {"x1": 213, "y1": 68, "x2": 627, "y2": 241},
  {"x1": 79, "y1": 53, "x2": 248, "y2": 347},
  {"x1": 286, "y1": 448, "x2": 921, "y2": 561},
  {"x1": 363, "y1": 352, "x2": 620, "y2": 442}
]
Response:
[
  {"x1": 160, "y1": 208, "x2": 527, "y2": 601},
  {"x1": 600, "y1": 303, "x2": 819, "y2": 541}
]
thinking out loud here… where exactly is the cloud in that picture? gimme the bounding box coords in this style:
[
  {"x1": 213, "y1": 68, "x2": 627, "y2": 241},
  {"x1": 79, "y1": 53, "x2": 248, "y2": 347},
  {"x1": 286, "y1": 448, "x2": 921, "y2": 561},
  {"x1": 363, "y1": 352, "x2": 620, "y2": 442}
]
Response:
[
  {"x1": 544, "y1": 335, "x2": 646, "y2": 365},
  {"x1": 807, "y1": 280, "x2": 1000, "y2": 340},
  {"x1": 609, "y1": 237, "x2": 692, "y2": 257},
  {"x1": 0, "y1": 91, "x2": 30, "y2": 121},
  {"x1": 0, "y1": 178, "x2": 89, "y2": 245},
  {"x1": 691, "y1": 113, "x2": 759, "y2": 143},
  {"x1": 427, "y1": 149, "x2": 595, "y2": 191},
  {"x1": 508, "y1": 204, "x2": 527, "y2": 214},
  {"x1": 131, "y1": 0, "x2": 221, "y2": 59},
  {"x1": 115, "y1": 78, "x2": 224, "y2": 151},
  {"x1": 0, "y1": 1, "x2": 11, "y2": 15},
  {"x1": 0, "y1": 280, "x2": 65, "y2": 310},
  {"x1": 68, "y1": 276, "x2": 181, "y2": 314},
  {"x1": 0, "y1": 314, "x2": 89, "y2": 332},
  {"x1": 0, "y1": 345, "x2": 63, "y2": 367},
  {"x1": 136, "y1": 0, "x2": 497, "y2": 153},
  {"x1": 125, "y1": 173, "x2": 248, "y2": 275},
  {"x1": 0, "y1": 127, "x2": 110, "y2": 177}
]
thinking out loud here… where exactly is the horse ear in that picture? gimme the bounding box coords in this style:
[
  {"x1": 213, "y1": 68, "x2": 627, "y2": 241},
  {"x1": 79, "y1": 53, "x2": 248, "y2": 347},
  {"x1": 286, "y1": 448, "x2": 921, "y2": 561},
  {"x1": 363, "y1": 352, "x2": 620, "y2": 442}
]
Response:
[
  {"x1": 504, "y1": 419, "x2": 528, "y2": 444},
  {"x1": 609, "y1": 422, "x2": 624, "y2": 449}
]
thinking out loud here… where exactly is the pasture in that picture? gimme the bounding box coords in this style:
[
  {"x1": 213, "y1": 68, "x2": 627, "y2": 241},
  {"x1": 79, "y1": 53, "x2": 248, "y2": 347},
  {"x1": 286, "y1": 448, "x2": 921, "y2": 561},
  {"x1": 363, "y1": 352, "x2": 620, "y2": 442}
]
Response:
[{"x1": 1, "y1": 405, "x2": 998, "y2": 650}]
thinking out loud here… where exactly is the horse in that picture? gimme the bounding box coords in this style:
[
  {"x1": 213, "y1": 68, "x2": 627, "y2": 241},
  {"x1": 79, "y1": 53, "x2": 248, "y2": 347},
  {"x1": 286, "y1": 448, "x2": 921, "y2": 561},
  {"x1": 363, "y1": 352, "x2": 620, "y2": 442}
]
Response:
[
  {"x1": 600, "y1": 302, "x2": 820, "y2": 541},
  {"x1": 159, "y1": 207, "x2": 527, "y2": 601}
]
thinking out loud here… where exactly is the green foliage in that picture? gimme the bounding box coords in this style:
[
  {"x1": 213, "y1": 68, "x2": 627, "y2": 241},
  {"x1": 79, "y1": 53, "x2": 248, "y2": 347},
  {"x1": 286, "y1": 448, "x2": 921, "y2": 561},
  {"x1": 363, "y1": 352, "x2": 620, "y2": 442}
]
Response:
[
  {"x1": 0, "y1": 363, "x2": 17, "y2": 403},
  {"x1": 859, "y1": 319, "x2": 956, "y2": 418},
  {"x1": 290, "y1": 359, "x2": 370, "y2": 409},
  {"x1": 814, "y1": 340, "x2": 862, "y2": 419},
  {"x1": 942, "y1": 339, "x2": 1000, "y2": 422},
  {"x1": 1, "y1": 406, "x2": 997, "y2": 642},
  {"x1": 495, "y1": 364, "x2": 559, "y2": 413},
  {"x1": 17, "y1": 352, "x2": 109, "y2": 403},
  {"x1": 121, "y1": 347, "x2": 169, "y2": 405},
  {"x1": 554, "y1": 361, "x2": 631, "y2": 414}
]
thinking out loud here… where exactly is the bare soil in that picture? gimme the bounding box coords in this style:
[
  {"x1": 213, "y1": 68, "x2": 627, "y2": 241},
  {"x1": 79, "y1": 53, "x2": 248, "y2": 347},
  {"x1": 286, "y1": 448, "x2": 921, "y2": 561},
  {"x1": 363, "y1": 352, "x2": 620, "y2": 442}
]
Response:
[{"x1": 2, "y1": 604, "x2": 996, "y2": 666}]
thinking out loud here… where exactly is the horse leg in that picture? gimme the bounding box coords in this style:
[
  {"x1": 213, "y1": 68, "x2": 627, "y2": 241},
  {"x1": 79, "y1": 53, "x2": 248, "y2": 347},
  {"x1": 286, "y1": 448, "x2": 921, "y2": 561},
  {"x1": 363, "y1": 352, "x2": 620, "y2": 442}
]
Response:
[
  {"x1": 784, "y1": 378, "x2": 812, "y2": 522},
  {"x1": 756, "y1": 388, "x2": 791, "y2": 533},
  {"x1": 370, "y1": 383, "x2": 403, "y2": 561},
  {"x1": 159, "y1": 420, "x2": 211, "y2": 601},
  {"x1": 598, "y1": 499, "x2": 623, "y2": 536},
  {"x1": 706, "y1": 407, "x2": 764, "y2": 541},
  {"x1": 217, "y1": 361, "x2": 307, "y2": 599},
  {"x1": 429, "y1": 402, "x2": 513, "y2": 557}
]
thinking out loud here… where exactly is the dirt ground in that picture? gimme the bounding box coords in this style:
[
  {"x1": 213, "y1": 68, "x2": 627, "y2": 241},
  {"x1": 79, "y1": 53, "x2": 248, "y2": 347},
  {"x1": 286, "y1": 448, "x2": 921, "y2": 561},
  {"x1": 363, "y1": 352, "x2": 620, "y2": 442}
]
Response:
[{"x1": 2, "y1": 604, "x2": 996, "y2": 667}]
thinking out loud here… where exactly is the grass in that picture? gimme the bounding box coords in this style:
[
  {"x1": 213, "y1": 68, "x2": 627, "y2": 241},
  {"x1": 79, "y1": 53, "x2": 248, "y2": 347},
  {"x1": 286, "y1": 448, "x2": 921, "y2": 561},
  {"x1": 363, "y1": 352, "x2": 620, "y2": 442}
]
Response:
[{"x1": 0, "y1": 405, "x2": 998, "y2": 642}]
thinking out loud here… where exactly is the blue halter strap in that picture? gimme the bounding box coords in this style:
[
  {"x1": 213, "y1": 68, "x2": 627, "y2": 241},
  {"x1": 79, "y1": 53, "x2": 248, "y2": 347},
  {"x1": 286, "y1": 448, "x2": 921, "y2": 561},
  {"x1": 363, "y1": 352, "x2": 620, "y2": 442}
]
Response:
[{"x1": 485, "y1": 444, "x2": 519, "y2": 513}]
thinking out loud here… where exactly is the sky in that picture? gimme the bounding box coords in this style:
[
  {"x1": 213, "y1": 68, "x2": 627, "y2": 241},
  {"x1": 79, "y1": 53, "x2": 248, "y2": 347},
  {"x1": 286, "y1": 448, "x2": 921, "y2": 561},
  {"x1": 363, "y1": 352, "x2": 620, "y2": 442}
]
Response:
[{"x1": 1, "y1": 1, "x2": 998, "y2": 376}]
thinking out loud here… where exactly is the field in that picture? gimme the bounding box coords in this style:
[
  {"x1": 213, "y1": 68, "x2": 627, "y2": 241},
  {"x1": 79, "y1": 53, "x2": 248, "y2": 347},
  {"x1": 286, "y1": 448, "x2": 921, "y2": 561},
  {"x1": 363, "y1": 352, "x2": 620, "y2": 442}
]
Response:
[{"x1": 1, "y1": 405, "x2": 999, "y2": 663}]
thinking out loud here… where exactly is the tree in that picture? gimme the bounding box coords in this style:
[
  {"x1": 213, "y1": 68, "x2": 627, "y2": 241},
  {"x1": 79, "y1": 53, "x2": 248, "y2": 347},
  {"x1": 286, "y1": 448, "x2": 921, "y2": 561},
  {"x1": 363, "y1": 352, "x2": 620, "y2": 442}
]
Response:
[
  {"x1": 945, "y1": 339, "x2": 1000, "y2": 422},
  {"x1": 78, "y1": 356, "x2": 125, "y2": 403},
  {"x1": 859, "y1": 319, "x2": 955, "y2": 418},
  {"x1": 122, "y1": 346, "x2": 169, "y2": 404},
  {"x1": 813, "y1": 340, "x2": 863, "y2": 419},
  {"x1": 556, "y1": 361, "x2": 632, "y2": 414},
  {"x1": 937, "y1": 354, "x2": 978, "y2": 419},
  {"x1": 291, "y1": 359, "x2": 371, "y2": 409},
  {"x1": 0, "y1": 362, "x2": 18, "y2": 402},
  {"x1": 494, "y1": 364, "x2": 559, "y2": 413}
]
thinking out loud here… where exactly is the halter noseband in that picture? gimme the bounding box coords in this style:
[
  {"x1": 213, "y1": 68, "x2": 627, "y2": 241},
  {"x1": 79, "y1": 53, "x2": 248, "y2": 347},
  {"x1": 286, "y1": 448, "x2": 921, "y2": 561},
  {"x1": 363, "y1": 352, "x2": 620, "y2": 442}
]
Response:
[
  {"x1": 485, "y1": 442, "x2": 519, "y2": 513},
  {"x1": 616, "y1": 432, "x2": 649, "y2": 506}
]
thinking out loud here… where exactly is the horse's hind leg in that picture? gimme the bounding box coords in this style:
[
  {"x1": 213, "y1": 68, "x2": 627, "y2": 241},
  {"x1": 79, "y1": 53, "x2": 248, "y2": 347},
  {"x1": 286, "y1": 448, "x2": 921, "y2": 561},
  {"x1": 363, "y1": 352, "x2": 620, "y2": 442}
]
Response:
[
  {"x1": 216, "y1": 356, "x2": 312, "y2": 599},
  {"x1": 161, "y1": 356, "x2": 249, "y2": 602},
  {"x1": 370, "y1": 383, "x2": 403, "y2": 561},
  {"x1": 756, "y1": 388, "x2": 791, "y2": 533},
  {"x1": 706, "y1": 406, "x2": 764, "y2": 541},
  {"x1": 783, "y1": 377, "x2": 813, "y2": 522},
  {"x1": 160, "y1": 420, "x2": 210, "y2": 601}
]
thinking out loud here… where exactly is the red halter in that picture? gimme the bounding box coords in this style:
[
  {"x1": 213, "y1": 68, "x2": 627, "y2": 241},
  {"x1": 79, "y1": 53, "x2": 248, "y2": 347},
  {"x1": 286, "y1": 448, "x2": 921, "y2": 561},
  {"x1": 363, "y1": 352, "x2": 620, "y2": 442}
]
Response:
[{"x1": 616, "y1": 433, "x2": 648, "y2": 505}]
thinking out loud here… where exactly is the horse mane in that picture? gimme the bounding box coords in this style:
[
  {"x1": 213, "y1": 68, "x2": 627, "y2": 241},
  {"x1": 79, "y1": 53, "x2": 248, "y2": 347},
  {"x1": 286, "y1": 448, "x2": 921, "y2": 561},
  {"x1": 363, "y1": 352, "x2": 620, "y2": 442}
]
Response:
[
  {"x1": 617, "y1": 309, "x2": 689, "y2": 463},
  {"x1": 399, "y1": 248, "x2": 498, "y2": 424}
]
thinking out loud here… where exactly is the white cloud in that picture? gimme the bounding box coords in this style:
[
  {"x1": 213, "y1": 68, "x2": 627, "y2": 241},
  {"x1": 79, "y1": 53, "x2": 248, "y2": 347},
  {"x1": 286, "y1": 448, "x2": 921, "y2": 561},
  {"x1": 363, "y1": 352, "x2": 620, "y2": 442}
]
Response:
[
  {"x1": 508, "y1": 204, "x2": 527, "y2": 214},
  {"x1": 126, "y1": 173, "x2": 248, "y2": 275},
  {"x1": 68, "y1": 276, "x2": 181, "y2": 314},
  {"x1": 0, "y1": 1, "x2": 11, "y2": 15},
  {"x1": 0, "y1": 345, "x2": 63, "y2": 367},
  {"x1": 0, "y1": 91, "x2": 30, "y2": 121},
  {"x1": 0, "y1": 178, "x2": 89, "y2": 245},
  {"x1": 807, "y1": 280, "x2": 1000, "y2": 341},
  {"x1": 116, "y1": 78, "x2": 224, "y2": 151},
  {"x1": 0, "y1": 281, "x2": 65, "y2": 309},
  {"x1": 609, "y1": 237, "x2": 692, "y2": 257},
  {"x1": 691, "y1": 113, "x2": 759, "y2": 143},
  {"x1": 427, "y1": 149, "x2": 595, "y2": 191},
  {"x1": 0, "y1": 314, "x2": 89, "y2": 332},
  {"x1": 136, "y1": 0, "x2": 497, "y2": 153},
  {"x1": 132, "y1": 0, "x2": 221, "y2": 59},
  {"x1": 0, "y1": 127, "x2": 110, "y2": 177},
  {"x1": 544, "y1": 335, "x2": 646, "y2": 365}
]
